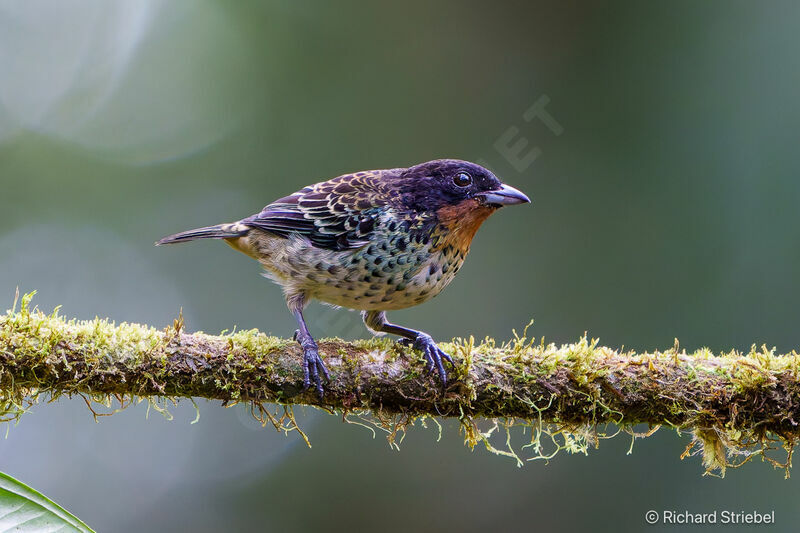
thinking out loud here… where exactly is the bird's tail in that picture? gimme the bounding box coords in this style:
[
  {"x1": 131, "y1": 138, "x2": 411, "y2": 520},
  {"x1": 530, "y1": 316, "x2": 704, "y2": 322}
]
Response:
[{"x1": 155, "y1": 222, "x2": 249, "y2": 246}]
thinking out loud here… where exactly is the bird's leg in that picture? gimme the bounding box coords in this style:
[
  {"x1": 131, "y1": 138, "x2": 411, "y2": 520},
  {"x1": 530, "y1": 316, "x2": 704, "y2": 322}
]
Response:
[
  {"x1": 288, "y1": 296, "x2": 329, "y2": 397},
  {"x1": 361, "y1": 311, "x2": 455, "y2": 386}
]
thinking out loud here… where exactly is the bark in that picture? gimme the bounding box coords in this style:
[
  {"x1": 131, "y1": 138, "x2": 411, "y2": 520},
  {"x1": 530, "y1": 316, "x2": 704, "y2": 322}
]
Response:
[{"x1": 2, "y1": 295, "x2": 798, "y2": 473}]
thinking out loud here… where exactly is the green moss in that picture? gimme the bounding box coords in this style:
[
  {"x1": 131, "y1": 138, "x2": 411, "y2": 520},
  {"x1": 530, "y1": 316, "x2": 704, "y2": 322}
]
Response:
[{"x1": 3, "y1": 294, "x2": 800, "y2": 475}]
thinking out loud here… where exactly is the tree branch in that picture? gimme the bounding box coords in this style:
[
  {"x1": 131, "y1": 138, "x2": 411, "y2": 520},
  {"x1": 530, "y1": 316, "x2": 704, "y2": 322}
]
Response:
[{"x1": 2, "y1": 293, "x2": 799, "y2": 474}]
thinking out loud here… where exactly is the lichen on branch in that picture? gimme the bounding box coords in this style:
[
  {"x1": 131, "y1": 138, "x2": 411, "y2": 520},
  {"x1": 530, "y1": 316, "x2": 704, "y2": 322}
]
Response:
[{"x1": 1, "y1": 292, "x2": 799, "y2": 476}]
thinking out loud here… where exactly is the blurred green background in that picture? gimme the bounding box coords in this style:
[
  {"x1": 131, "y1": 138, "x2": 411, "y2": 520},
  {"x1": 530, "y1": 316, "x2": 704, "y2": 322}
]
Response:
[{"x1": 2, "y1": 1, "x2": 800, "y2": 531}]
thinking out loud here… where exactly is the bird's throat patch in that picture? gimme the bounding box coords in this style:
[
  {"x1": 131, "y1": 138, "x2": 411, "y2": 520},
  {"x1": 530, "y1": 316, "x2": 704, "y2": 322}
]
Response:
[{"x1": 435, "y1": 198, "x2": 495, "y2": 251}]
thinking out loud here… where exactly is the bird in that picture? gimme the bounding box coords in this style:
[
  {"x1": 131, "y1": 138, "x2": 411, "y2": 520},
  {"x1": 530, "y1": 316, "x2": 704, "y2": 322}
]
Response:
[{"x1": 156, "y1": 159, "x2": 530, "y2": 397}]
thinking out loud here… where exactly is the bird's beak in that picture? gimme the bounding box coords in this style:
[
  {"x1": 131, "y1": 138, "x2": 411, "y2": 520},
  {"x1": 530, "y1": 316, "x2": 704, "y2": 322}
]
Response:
[{"x1": 478, "y1": 184, "x2": 531, "y2": 206}]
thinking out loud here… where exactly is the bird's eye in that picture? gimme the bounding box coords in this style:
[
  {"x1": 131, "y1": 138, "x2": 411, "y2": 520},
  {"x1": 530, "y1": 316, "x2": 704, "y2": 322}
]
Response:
[{"x1": 453, "y1": 172, "x2": 472, "y2": 187}]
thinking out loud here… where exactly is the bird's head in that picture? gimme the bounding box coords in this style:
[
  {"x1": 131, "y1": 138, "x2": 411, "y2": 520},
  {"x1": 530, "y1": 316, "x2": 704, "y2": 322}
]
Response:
[
  {"x1": 393, "y1": 159, "x2": 530, "y2": 248},
  {"x1": 397, "y1": 159, "x2": 530, "y2": 212}
]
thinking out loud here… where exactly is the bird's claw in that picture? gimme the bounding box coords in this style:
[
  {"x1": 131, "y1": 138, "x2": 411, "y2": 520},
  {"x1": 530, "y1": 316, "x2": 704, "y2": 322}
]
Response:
[
  {"x1": 407, "y1": 332, "x2": 455, "y2": 386},
  {"x1": 301, "y1": 347, "x2": 329, "y2": 398},
  {"x1": 296, "y1": 333, "x2": 329, "y2": 398}
]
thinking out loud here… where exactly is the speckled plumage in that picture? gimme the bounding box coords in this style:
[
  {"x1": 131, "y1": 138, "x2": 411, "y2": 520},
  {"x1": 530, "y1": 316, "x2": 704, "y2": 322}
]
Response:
[{"x1": 157, "y1": 159, "x2": 530, "y2": 396}]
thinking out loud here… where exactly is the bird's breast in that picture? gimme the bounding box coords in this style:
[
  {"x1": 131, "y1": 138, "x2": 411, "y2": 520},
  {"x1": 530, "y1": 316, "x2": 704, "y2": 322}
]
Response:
[
  {"x1": 243, "y1": 218, "x2": 469, "y2": 311},
  {"x1": 309, "y1": 227, "x2": 467, "y2": 310}
]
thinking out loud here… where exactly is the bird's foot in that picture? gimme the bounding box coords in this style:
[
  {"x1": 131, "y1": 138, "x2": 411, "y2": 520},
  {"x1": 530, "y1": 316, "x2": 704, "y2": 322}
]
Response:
[
  {"x1": 404, "y1": 332, "x2": 455, "y2": 386},
  {"x1": 303, "y1": 347, "x2": 329, "y2": 398},
  {"x1": 295, "y1": 330, "x2": 329, "y2": 398}
]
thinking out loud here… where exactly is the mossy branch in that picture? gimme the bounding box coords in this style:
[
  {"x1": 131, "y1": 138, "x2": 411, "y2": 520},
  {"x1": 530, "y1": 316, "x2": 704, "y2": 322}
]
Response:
[{"x1": 2, "y1": 292, "x2": 799, "y2": 475}]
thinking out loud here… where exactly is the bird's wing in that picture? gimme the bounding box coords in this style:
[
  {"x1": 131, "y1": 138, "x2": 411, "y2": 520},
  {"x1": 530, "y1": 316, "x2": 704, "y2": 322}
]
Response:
[{"x1": 242, "y1": 171, "x2": 395, "y2": 251}]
